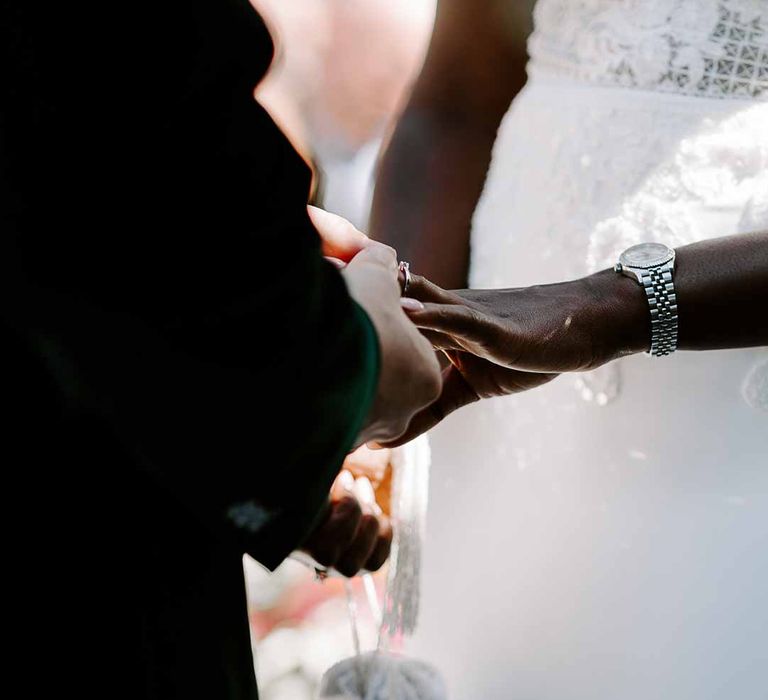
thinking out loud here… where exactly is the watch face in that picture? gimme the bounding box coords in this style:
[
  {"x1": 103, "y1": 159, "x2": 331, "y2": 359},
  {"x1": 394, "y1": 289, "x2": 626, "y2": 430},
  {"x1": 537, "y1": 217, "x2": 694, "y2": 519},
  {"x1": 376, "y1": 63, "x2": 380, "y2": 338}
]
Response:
[{"x1": 620, "y1": 242, "x2": 674, "y2": 269}]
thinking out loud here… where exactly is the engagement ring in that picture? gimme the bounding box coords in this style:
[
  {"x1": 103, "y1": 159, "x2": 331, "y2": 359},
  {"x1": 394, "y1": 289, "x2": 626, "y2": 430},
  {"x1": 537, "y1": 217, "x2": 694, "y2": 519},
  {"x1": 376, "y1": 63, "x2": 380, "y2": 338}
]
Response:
[{"x1": 398, "y1": 260, "x2": 412, "y2": 295}]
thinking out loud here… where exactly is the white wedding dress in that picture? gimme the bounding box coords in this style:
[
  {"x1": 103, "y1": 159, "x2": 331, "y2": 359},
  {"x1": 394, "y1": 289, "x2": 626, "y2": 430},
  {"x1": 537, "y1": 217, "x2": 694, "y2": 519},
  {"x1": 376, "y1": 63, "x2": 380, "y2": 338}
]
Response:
[{"x1": 410, "y1": 2, "x2": 768, "y2": 699}]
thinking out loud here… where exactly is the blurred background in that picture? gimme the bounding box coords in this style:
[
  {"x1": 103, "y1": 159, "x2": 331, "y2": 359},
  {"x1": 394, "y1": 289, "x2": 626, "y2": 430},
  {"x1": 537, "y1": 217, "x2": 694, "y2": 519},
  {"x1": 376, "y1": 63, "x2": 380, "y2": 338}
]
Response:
[
  {"x1": 244, "y1": 2, "x2": 436, "y2": 698},
  {"x1": 251, "y1": 0, "x2": 436, "y2": 228}
]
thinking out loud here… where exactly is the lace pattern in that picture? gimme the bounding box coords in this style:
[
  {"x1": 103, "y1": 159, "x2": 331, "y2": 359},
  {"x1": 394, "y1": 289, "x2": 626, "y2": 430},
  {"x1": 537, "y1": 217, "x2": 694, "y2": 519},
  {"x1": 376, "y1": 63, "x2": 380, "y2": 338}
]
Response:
[
  {"x1": 470, "y1": 83, "x2": 767, "y2": 409},
  {"x1": 471, "y1": 90, "x2": 768, "y2": 286},
  {"x1": 529, "y1": 0, "x2": 768, "y2": 99}
]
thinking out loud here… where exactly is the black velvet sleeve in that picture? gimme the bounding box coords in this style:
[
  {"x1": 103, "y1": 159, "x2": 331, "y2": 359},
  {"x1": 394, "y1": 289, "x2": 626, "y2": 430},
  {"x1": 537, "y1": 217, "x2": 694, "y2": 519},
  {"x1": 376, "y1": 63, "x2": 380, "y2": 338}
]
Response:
[{"x1": 2, "y1": 0, "x2": 380, "y2": 569}]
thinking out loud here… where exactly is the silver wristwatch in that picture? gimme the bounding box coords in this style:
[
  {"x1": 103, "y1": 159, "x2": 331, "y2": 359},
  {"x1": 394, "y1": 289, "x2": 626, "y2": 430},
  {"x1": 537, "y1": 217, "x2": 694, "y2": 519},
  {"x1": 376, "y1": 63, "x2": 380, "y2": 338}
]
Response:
[{"x1": 614, "y1": 242, "x2": 678, "y2": 357}]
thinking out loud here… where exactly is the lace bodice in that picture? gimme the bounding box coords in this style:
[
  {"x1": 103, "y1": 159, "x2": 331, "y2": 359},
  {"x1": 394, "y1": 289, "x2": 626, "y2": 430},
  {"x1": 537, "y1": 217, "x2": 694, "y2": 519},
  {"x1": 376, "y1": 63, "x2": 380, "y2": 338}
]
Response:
[
  {"x1": 470, "y1": 3, "x2": 768, "y2": 411},
  {"x1": 529, "y1": 0, "x2": 768, "y2": 99}
]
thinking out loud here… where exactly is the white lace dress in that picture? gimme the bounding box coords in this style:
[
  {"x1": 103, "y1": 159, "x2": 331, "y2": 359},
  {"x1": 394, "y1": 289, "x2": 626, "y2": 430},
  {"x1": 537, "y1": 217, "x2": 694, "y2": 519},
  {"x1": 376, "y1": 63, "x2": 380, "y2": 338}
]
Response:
[{"x1": 411, "y1": 2, "x2": 768, "y2": 698}]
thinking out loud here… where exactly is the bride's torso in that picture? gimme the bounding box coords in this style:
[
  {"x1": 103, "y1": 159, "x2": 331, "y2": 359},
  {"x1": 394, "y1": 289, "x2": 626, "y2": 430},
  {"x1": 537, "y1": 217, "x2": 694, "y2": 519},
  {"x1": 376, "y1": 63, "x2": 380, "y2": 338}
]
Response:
[
  {"x1": 412, "y1": 2, "x2": 768, "y2": 698},
  {"x1": 472, "y1": 0, "x2": 768, "y2": 287},
  {"x1": 470, "y1": 0, "x2": 767, "y2": 409}
]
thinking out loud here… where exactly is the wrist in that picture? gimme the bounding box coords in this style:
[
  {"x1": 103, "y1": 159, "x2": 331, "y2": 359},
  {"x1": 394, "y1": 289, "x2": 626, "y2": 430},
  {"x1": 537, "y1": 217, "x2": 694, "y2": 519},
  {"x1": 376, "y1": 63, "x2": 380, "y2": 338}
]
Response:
[{"x1": 582, "y1": 269, "x2": 650, "y2": 361}]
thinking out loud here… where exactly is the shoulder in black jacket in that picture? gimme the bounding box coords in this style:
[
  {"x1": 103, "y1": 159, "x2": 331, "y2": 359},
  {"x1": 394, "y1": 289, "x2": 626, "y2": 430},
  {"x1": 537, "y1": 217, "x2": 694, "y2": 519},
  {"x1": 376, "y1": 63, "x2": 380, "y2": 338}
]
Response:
[{"x1": 1, "y1": 2, "x2": 378, "y2": 697}]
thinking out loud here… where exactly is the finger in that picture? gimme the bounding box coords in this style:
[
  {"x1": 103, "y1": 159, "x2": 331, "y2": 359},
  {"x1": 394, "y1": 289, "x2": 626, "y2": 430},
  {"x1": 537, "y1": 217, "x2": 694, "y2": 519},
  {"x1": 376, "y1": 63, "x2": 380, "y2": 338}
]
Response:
[
  {"x1": 330, "y1": 469, "x2": 356, "y2": 500},
  {"x1": 408, "y1": 302, "x2": 490, "y2": 341},
  {"x1": 448, "y1": 287, "x2": 518, "y2": 304},
  {"x1": 352, "y1": 474, "x2": 377, "y2": 510},
  {"x1": 308, "y1": 206, "x2": 371, "y2": 262},
  {"x1": 345, "y1": 240, "x2": 398, "y2": 273},
  {"x1": 380, "y1": 365, "x2": 479, "y2": 447},
  {"x1": 305, "y1": 496, "x2": 362, "y2": 568},
  {"x1": 418, "y1": 329, "x2": 466, "y2": 352},
  {"x1": 342, "y1": 446, "x2": 391, "y2": 484},
  {"x1": 448, "y1": 350, "x2": 560, "y2": 391},
  {"x1": 364, "y1": 515, "x2": 393, "y2": 572},
  {"x1": 400, "y1": 297, "x2": 425, "y2": 313},
  {"x1": 336, "y1": 513, "x2": 380, "y2": 578},
  {"x1": 406, "y1": 274, "x2": 464, "y2": 305}
]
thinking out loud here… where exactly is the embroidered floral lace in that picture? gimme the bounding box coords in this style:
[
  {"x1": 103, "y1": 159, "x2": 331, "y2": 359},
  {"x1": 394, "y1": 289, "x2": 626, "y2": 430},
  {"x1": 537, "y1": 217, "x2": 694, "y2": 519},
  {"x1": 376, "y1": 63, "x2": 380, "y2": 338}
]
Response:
[{"x1": 529, "y1": 0, "x2": 768, "y2": 99}]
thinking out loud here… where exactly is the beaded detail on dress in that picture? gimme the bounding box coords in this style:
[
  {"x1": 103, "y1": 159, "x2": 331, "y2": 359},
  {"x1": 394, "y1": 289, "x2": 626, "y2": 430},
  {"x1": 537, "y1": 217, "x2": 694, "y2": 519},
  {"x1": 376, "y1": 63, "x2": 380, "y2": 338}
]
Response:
[{"x1": 529, "y1": 0, "x2": 768, "y2": 99}]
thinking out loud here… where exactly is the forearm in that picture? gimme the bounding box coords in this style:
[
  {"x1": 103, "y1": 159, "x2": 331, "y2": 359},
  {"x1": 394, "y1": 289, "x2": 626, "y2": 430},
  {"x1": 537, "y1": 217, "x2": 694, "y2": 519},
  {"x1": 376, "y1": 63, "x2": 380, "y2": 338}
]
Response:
[
  {"x1": 370, "y1": 110, "x2": 502, "y2": 288},
  {"x1": 675, "y1": 231, "x2": 768, "y2": 349},
  {"x1": 370, "y1": 0, "x2": 531, "y2": 288},
  {"x1": 596, "y1": 231, "x2": 768, "y2": 356}
]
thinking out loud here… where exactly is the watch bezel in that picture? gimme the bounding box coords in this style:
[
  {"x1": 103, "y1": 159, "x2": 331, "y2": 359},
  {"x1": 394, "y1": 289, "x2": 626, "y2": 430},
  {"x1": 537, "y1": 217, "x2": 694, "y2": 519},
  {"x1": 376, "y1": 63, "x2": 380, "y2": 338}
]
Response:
[{"x1": 618, "y1": 242, "x2": 675, "y2": 270}]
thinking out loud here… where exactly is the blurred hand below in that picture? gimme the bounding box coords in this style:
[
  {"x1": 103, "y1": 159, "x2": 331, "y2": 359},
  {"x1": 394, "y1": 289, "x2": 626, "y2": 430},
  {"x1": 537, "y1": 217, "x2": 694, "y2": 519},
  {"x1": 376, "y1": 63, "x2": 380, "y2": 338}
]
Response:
[
  {"x1": 342, "y1": 444, "x2": 393, "y2": 516},
  {"x1": 300, "y1": 470, "x2": 393, "y2": 578}
]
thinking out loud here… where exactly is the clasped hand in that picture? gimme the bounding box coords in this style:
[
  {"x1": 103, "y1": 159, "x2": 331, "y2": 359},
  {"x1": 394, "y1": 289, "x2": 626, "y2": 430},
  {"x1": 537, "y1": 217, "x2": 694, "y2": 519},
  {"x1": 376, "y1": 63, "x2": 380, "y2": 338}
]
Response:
[
  {"x1": 304, "y1": 207, "x2": 648, "y2": 576},
  {"x1": 381, "y1": 269, "x2": 649, "y2": 446}
]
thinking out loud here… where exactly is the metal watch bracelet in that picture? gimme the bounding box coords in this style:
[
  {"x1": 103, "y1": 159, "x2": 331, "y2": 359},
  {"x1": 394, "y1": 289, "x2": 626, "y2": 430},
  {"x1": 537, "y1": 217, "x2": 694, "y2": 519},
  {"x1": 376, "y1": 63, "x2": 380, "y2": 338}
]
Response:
[{"x1": 642, "y1": 262, "x2": 678, "y2": 357}]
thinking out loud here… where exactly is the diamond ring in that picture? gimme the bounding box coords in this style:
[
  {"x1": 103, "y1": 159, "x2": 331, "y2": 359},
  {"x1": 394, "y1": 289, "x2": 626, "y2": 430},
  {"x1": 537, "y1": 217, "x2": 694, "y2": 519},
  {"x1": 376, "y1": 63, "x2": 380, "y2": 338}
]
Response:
[{"x1": 398, "y1": 261, "x2": 412, "y2": 295}]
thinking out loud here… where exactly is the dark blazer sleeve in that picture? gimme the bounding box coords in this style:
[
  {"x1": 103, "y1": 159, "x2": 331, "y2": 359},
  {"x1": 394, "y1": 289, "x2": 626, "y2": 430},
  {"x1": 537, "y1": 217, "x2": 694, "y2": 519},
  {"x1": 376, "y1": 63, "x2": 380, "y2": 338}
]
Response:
[{"x1": 2, "y1": 0, "x2": 379, "y2": 569}]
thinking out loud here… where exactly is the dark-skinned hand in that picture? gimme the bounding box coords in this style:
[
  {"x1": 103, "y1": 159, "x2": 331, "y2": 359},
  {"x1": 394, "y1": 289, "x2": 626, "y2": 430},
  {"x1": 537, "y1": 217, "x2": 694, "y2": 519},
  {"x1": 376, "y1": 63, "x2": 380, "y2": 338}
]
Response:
[
  {"x1": 300, "y1": 471, "x2": 393, "y2": 578},
  {"x1": 378, "y1": 271, "x2": 648, "y2": 446},
  {"x1": 404, "y1": 271, "x2": 648, "y2": 372},
  {"x1": 382, "y1": 233, "x2": 768, "y2": 446}
]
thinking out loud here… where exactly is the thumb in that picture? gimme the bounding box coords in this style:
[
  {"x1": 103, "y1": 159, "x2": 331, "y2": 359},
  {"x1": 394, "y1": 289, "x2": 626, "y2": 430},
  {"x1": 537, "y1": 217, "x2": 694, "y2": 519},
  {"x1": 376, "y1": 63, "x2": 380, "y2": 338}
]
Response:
[
  {"x1": 308, "y1": 206, "x2": 371, "y2": 262},
  {"x1": 344, "y1": 240, "x2": 398, "y2": 273},
  {"x1": 342, "y1": 241, "x2": 400, "y2": 305}
]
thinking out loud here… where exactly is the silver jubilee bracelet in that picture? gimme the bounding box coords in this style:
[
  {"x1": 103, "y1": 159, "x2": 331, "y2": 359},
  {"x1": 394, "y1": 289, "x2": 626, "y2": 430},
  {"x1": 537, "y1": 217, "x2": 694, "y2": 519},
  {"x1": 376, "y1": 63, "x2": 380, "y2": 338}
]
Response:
[
  {"x1": 614, "y1": 242, "x2": 678, "y2": 358},
  {"x1": 641, "y1": 263, "x2": 678, "y2": 357}
]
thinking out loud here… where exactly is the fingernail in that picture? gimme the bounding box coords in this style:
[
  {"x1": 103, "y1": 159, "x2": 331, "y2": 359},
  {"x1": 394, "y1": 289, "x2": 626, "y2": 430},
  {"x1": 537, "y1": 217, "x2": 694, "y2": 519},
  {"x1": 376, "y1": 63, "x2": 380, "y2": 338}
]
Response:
[
  {"x1": 400, "y1": 298, "x2": 424, "y2": 312},
  {"x1": 337, "y1": 469, "x2": 355, "y2": 492},
  {"x1": 367, "y1": 441, "x2": 384, "y2": 450}
]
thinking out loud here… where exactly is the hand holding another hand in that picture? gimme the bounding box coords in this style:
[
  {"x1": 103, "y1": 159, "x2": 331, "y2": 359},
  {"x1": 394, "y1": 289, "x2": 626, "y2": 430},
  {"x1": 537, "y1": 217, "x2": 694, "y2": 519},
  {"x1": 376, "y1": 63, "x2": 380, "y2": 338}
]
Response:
[
  {"x1": 381, "y1": 270, "x2": 649, "y2": 446},
  {"x1": 301, "y1": 461, "x2": 393, "y2": 578},
  {"x1": 344, "y1": 246, "x2": 442, "y2": 446},
  {"x1": 308, "y1": 205, "x2": 373, "y2": 263},
  {"x1": 404, "y1": 271, "x2": 647, "y2": 374},
  {"x1": 309, "y1": 206, "x2": 442, "y2": 447}
]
